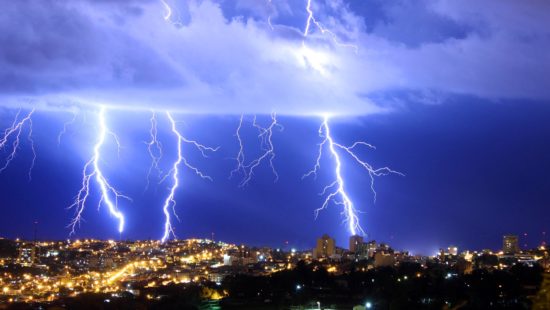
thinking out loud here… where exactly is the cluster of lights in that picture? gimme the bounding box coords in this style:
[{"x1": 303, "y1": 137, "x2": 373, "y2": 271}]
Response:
[{"x1": 0, "y1": 239, "x2": 243, "y2": 303}]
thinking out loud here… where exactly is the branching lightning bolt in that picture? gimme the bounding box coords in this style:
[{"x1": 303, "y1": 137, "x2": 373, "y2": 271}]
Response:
[
  {"x1": 247, "y1": 113, "x2": 282, "y2": 184},
  {"x1": 304, "y1": 116, "x2": 403, "y2": 236},
  {"x1": 145, "y1": 111, "x2": 163, "y2": 190},
  {"x1": 161, "y1": 112, "x2": 218, "y2": 242},
  {"x1": 229, "y1": 114, "x2": 246, "y2": 180},
  {"x1": 57, "y1": 111, "x2": 78, "y2": 146},
  {"x1": 0, "y1": 109, "x2": 36, "y2": 180},
  {"x1": 68, "y1": 107, "x2": 129, "y2": 235},
  {"x1": 231, "y1": 113, "x2": 282, "y2": 187},
  {"x1": 303, "y1": 0, "x2": 358, "y2": 52}
]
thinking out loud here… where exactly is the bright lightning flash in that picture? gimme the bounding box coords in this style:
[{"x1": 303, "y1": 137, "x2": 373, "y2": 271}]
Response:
[
  {"x1": 0, "y1": 109, "x2": 36, "y2": 179},
  {"x1": 68, "y1": 107, "x2": 129, "y2": 235},
  {"x1": 304, "y1": 116, "x2": 403, "y2": 236},
  {"x1": 231, "y1": 113, "x2": 282, "y2": 187},
  {"x1": 161, "y1": 112, "x2": 218, "y2": 242},
  {"x1": 160, "y1": 0, "x2": 183, "y2": 27},
  {"x1": 160, "y1": 0, "x2": 172, "y2": 21}
]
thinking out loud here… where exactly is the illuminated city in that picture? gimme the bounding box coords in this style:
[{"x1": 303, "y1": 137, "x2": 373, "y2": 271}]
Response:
[
  {"x1": 1, "y1": 0, "x2": 549, "y2": 309},
  {"x1": 0, "y1": 235, "x2": 548, "y2": 308}
]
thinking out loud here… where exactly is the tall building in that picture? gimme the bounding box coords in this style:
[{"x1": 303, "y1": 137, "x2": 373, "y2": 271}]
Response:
[
  {"x1": 314, "y1": 234, "x2": 336, "y2": 259},
  {"x1": 349, "y1": 235, "x2": 364, "y2": 253},
  {"x1": 503, "y1": 235, "x2": 519, "y2": 254}
]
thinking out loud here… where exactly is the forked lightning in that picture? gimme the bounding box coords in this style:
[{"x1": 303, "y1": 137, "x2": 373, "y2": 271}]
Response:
[{"x1": 304, "y1": 116, "x2": 403, "y2": 236}]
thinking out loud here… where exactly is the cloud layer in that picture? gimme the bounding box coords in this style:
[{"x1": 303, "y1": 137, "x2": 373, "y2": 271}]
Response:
[{"x1": 0, "y1": 0, "x2": 548, "y2": 115}]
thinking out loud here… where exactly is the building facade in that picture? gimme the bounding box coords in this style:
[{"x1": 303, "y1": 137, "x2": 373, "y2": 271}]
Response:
[
  {"x1": 349, "y1": 235, "x2": 364, "y2": 253},
  {"x1": 503, "y1": 235, "x2": 519, "y2": 254},
  {"x1": 314, "y1": 234, "x2": 336, "y2": 259}
]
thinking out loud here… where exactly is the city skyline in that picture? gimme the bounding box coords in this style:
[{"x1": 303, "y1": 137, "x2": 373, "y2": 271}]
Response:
[
  {"x1": 1, "y1": 1, "x2": 549, "y2": 308},
  {"x1": 0, "y1": 0, "x2": 549, "y2": 256},
  {"x1": 0, "y1": 233, "x2": 547, "y2": 307}
]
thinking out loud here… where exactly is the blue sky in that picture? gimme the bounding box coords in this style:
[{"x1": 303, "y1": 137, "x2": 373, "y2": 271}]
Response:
[
  {"x1": 0, "y1": 0, "x2": 549, "y2": 254},
  {"x1": 1, "y1": 98, "x2": 549, "y2": 254}
]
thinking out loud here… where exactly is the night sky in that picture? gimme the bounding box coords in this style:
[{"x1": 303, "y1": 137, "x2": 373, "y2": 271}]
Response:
[{"x1": 0, "y1": 0, "x2": 549, "y2": 255}]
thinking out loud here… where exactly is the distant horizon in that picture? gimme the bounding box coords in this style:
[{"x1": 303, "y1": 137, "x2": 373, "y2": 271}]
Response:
[{"x1": 1, "y1": 231, "x2": 544, "y2": 257}]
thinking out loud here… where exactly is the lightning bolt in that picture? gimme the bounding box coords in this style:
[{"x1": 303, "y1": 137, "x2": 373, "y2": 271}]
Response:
[
  {"x1": 161, "y1": 112, "x2": 218, "y2": 242},
  {"x1": 304, "y1": 116, "x2": 403, "y2": 236},
  {"x1": 0, "y1": 109, "x2": 36, "y2": 180},
  {"x1": 160, "y1": 0, "x2": 172, "y2": 21},
  {"x1": 266, "y1": 0, "x2": 274, "y2": 30},
  {"x1": 231, "y1": 113, "x2": 282, "y2": 187},
  {"x1": 160, "y1": 0, "x2": 183, "y2": 27},
  {"x1": 303, "y1": 0, "x2": 358, "y2": 52},
  {"x1": 57, "y1": 111, "x2": 78, "y2": 146},
  {"x1": 26, "y1": 116, "x2": 36, "y2": 181},
  {"x1": 303, "y1": 0, "x2": 319, "y2": 37},
  {"x1": 247, "y1": 113, "x2": 282, "y2": 184},
  {"x1": 145, "y1": 111, "x2": 163, "y2": 190},
  {"x1": 229, "y1": 114, "x2": 246, "y2": 180},
  {"x1": 68, "y1": 107, "x2": 129, "y2": 235}
]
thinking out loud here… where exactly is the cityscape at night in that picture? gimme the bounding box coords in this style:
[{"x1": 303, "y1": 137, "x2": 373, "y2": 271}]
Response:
[
  {"x1": 0, "y1": 235, "x2": 548, "y2": 308},
  {"x1": 1, "y1": 0, "x2": 549, "y2": 309}
]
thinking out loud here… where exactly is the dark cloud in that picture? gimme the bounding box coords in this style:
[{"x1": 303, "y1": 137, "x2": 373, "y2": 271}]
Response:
[{"x1": 0, "y1": 0, "x2": 548, "y2": 114}]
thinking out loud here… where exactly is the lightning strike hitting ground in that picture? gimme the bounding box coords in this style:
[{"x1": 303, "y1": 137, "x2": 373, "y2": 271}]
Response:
[
  {"x1": 231, "y1": 113, "x2": 282, "y2": 187},
  {"x1": 161, "y1": 112, "x2": 218, "y2": 242},
  {"x1": 145, "y1": 111, "x2": 163, "y2": 189},
  {"x1": 68, "y1": 107, "x2": 129, "y2": 235},
  {"x1": 0, "y1": 109, "x2": 36, "y2": 179},
  {"x1": 304, "y1": 116, "x2": 403, "y2": 236},
  {"x1": 303, "y1": 0, "x2": 358, "y2": 52}
]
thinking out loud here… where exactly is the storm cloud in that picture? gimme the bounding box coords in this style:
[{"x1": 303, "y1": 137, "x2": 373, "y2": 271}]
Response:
[{"x1": 0, "y1": 0, "x2": 548, "y2": 115}]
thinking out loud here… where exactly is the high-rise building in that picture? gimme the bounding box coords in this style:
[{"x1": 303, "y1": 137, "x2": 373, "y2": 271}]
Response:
[
  {"x1": 349, "y1": 235, "x2": 364, "y2": 253},
  {"x1": 314, "y1": 234, "x2": 336, "y2": 259},
  {"x1": 503, "y1": 235, "x2": 519, "y2": 254}
]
